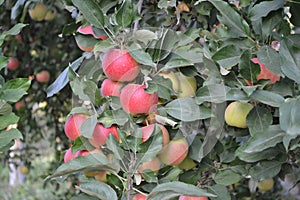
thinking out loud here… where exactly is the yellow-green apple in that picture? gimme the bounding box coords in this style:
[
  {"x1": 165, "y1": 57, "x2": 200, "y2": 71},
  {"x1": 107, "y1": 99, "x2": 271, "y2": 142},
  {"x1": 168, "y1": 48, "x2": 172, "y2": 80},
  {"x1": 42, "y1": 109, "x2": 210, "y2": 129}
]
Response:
[
  {"x1": 137, "y1": 157, "x2": 161, "y2": 174},
  {"x1": 15, "y1": 101, "x2": 25, "y2": 111},
  {"x1": 36, "y1": 70, "x2": 50, "y2": 83},
  {"x1": 140, "y1": 124, "x2": 169, "y2": 146},
  {"x1": 7, "y1": 57, "x2": 19, "y2": 70},
  {"x1": 120, "y1": 84, "x2": 158, "y2": 114},
  {"x1": 88, "y1": 124, "x2": 119, "y2": 147},
  {"x1": 159, "y1": 71, "x2": 180, "y2": 92},
  {"x1": 258, "y1": 178, "x2": 274, "y2": 192},
  {"x1": 177, "y1": 73, "x2": 197, "y2": 98},
  {"x1": 44, "y1": 9, "x2": 56, "y2": 21},
  {"x1": 100, "y1": 78, "x2": 123, "y2": 97},
  {"x1": 245, "y1": 58, "x2": 280, "y2": 86},
  {"x1": 177, "y1": 2, "x2": 190, "y2": 13},
  {"x1": 132, "y1": 193, "x2": 147, "y2": 200},
  {"x1": 177, "y1": 157, "x2": 196, "y2": 170},
  {"x1": 77, "y1": 25, "x2": 106, "y2": 40},
  {"x1": 20, "y1": 166, "x2": 29, "y2": 174},
  {"x1": 224, "y1": 101, "x2": 253, "y2": 128},
  {"x1": 28, "y1": 3, "x2": 47, "y2": 21},
  {"x1": 64, "y1": 113, "x2": 88, "y2": 140},
  {"x1": 179, "y1": 195, "x2": 208, "y2": 200},
  {"x1": 94, "y1": 171, "x2": 108, "y2": 182},
  {"x1": 158, "y1": 138, "x2": 189, "y2": 166},
  {"x1": 102, "y1": 49, "x2": 140, "y2": 82}
]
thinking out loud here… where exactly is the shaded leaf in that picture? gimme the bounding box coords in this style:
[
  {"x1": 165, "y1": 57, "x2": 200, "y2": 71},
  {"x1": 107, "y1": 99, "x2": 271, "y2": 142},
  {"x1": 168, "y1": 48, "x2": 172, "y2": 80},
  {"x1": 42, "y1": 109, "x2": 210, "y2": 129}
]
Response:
[
  {"x1": 249, "y1": 0, "x2": 285, "y2": 21},
  {"x1": 257, "y1": 46, "x2": 282, "y2": 75},
  {"x1": 249, "y1": 160, "x2": 282, "y2": 181},
  {"x1": 250, "y1": 90, "x2": 284, "y2": 107},
  {"x1": 0, "y1": 128, "x2": 22, "y2": 149},
  {"x1": 247, "y1": 107, "x2": 273, "y2": 136},
  {"x1": 280, "y1": 98, "x2": 300, "y2": 135},
  {"x1": 212, "y1": 45, "x2": 242, "y2": 69}
]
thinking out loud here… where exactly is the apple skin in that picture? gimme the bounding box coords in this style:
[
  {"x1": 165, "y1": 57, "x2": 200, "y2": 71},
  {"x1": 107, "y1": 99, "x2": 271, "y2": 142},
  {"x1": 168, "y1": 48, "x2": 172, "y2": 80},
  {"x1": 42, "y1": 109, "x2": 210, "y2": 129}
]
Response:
[
  {"x1": 88, "y1": 124, "x2": 119, "y2": 147},
  {"x1": 159, "y1": 71, "x2": 180, "y2": 92},
  {"x1": 120, "y1": 84, "x2": 158, "y2": 114},
  {"x1": 132, "y1": 193, "x2": 147, "y2": 200},
  {"x1": 224, "y1": 101, "x2": 253, "y2": 128},
  {"x1": 102, "y1": 49, "x2": 140, "y2": 82},
  {"x1": 179, "y1": 195, "x2": 208, "y2": 200},
  {"x1": 36, "y1": 70, "x2": 50, "y2": 83},
  {"x1": 251, "y1": 58, "x2": 280, "y2": 85},
  {"x1": 177, "y1": 157, "x2": 196, "y2": 170},
  {"x1": 15, "y1": 101, "x2": 25, "y2": 111},
  {"x1": 77, "y1": 25, "x2": 106, "y2": 40},
  {"x1": 140, "y1": 124, "x2": 169, "y2": 146},
  {"x1": 28, "y1": 3, "x2": 47, "y2": 21},
  {"x1": 20, "y1": 166, "x2": 29, "y2": 175},
  {"x1": 64, "y1": 114, "x2": 88, "y2": 140},
  {"x1": 94, "y1": 171, "x2": 108, "y2": 182},
  {"x1": 64, "y1": 148, "x2": 82, "y2": 163},
  {"x1": 44, "y1": 9, "x2": 56, "y2": 21},
  {"x1": 100, "y1": 79, "x2": 123, "y2": 97},
  {"x1": 258, "y1": 178, "x2": 274, "y2": 192},
  {"x1": 137, "y1": 157, "x2": 161, "y2": 174},
  {"x1": 177, "y1": 73, "x2": 197, "y2": 98},
  {"x1": 7, "y1": 57, "x2": 19, "y2": 70},
  {"x1": 158, "y1": 138, "x2": 189, "y2": 166}
]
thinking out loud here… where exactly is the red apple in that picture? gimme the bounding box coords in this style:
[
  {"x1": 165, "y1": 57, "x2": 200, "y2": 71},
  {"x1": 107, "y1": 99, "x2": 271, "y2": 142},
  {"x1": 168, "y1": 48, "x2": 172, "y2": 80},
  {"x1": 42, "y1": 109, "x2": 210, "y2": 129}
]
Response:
[
  {"x1": 15, "y1": 101, "x2": 25, "y2": 111},
  {"x1": 7, "y1": 57, "x2": 19, "y2": 70},
  {"x1": 140, "y1": 124, "x2": 169, "y2": 146},
  {"x1": 120, "y1": 84, "x2": 158, "y2": 114},
  {"x1": 137, "y1": 157, "x2": 161, "y2": 174},
  {"x1": 94, "y1": 171, "x2": 108, "y2": 182},
  {"x1": 132, "y1": 193, "x2": 147, "y2": 200},
  {"x1": 36, "y1": 70, "x2": 50, "y2": 83},
  {"x1": 102, "y1": 49, "x2": 140, "y2": 82},
  {"x1": 64, "y1": 148, "x2": 82, "y2": 163},
  {"x1": 179, "y1": 195, "x2": 208, "y2": 200},
  {"x1": 64, "y1": 114, "x2": 88, "y2": 140},
  {"x1": 88, "y1": 124, "x2": 119, "y2": 147},
  {"x1": 158, "y1": 138, "x2": 189, "y2": 166},
  {"x1": 100, "y1": 78, "x2": 123, "y2": 97},
  {"x1": 77, "y1": 25, "x2": 106, "y2": 40},
  {"x1": 28, "y1": 3, "x2": 47, "y2": 21}
]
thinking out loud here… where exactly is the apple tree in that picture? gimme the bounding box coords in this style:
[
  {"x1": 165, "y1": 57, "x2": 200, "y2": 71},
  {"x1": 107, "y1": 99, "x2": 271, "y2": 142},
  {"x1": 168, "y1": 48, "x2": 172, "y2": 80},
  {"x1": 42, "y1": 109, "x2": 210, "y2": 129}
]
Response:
[{"x1": 9, "y1": 0, "x2": 300, "y2": 199}]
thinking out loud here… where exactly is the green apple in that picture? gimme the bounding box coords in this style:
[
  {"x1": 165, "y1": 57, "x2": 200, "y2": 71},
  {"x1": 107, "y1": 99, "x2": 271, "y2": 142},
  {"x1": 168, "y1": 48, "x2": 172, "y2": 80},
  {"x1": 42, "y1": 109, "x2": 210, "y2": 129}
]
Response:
[
  {"x1": 177, "y1": 157, "x2": 196, "y2": 170},
  {"x1": 258, "y1": 178, "x2": 274, "y2": 192},
  {"x1": 224, "y1": 101, "x2": 253, "y2": 128},
  {"x1": 159, "y1": 71, "x2": 180, "y2": 92},
  {"x1": 177, "y1": 73, "x2": 197, "y2": 98},
  {"x1": 28, "y1": 3, "x2": 47, "y2": 21}
]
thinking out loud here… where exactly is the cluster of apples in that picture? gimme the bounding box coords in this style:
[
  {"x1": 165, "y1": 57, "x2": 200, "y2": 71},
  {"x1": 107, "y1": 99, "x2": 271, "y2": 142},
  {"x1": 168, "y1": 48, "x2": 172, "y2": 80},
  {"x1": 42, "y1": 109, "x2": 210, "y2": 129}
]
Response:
[{"x1": 28, "y1": 2, "x2": 56, "y2": 21}]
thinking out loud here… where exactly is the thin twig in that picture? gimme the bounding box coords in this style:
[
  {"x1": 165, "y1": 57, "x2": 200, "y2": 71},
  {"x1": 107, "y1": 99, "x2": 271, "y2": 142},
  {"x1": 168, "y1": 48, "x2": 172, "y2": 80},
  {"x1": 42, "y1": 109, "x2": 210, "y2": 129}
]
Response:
[{"x1": 133, "y1": 0, "x2": 144, "y2": 32}]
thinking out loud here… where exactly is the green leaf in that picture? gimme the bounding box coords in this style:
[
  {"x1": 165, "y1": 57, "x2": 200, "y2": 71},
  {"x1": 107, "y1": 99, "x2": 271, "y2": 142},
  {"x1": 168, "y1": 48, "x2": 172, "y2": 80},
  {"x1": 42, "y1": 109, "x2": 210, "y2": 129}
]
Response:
[
  {"x1": 147, "y1": 181, "x2": 216, "y2": 200},
  {"x1": 70, "y1": 194, "x2": 99, "y2": 200},
  {"x1": 257, "y1": 46, "x2": 282, "y2": 76},
  {"x1": 213, "y1": 167, "x2": 243, "y2": 186},
  {"x1": 127, "y1": 46, "x2": 155, "y2": 67},
  {"x1": 250, "y1": 90, "x2": 284, "y2": 107},
  {"x1": 0, "y1": 23, "x2": 27, "y2": 46},
  {"x1": 80, "y1": 114, "x2": 97, "y2": 138},
  {"x1": 72, "y1": 0, "x2": 105, "y2": 29},
  {"x1": 0, "y1": 78, "x2": 31, "y2": 102},
  {"x1": 115, "y1": 0, "x2": 133, "y2": 28},
  {"x1": 249, "y1": 0, "x2": 285, "y2": 21},
  {"x1": 133, "y1": 29, "x2": 158, "y2": 44},
  {"x1": 290, "y1": 1, "x2": 300, "y2": 27},
  {"x1": 94, "y1": 40, "x2": 114, "y2": 53},
  {"x1": 70, "y1": 78, "x2": 98, "y2": 103},
  {"x1": 280, "y1": 98, "x2": 300, "y2": 135},
  {"x1": 208, "y1": 0, "x2": 250, "y2": 37},
  {"x1": 151, "y1": 75, "x2": 173, "y2": 100},
  {"x1": 0, "y1": 100, "x2": 12, "y2": 115},
  {"x1": 208, "y1": 184, "x2": 231, "y2": 200},
  {"x1": 158, "y1": 0, "x2": 176, "y2": 9},
  {"x1": 76, "y1": 179, "x2": 118, "y2": 200},
  {"x1": 246, "y1": 107, "x2": 273, "y2": 136},
  {"x1": 196, "y1": 84, "x2": 228, "y2": 104},
  {"x1": 0, "y1": 128, "x2": 23, "y2": 150},
  {"x1": 106, "y1": 134, "x2": 124, "y2": 161},
  {"x1": 0, "y1": 53, "x2": 8, "y2": 71},
  {"x1": 46, "y1": 153, "x2": 119, "y2": 180},
  {"x1": 236, "y1": 146, "x2": 281, "y2": 163},
  {"x1": 47, "y1": 56, "x2": 84, "y2": 97},
  {"x1": 212, "y1": 45, "x2": 242, "y2": 69},
  {"x1": 236, "y1": 125, "x2": 285, "y2": 154},
  {"x1": 249, "y1": 160, "x2": 282, "y2": 181},
  {"x1": 279, "y1": 39, "x2": 300, "y2": 84},
  {"x1": 99, "y1": 110, "x2": 129, "y2": 127},
  {"x1": 165, "y1": 98, "x2": 212, "y2": 122},
  {"x1": 239, "y1": 50, "x2": 260, "y2": 81},
  {"x1": 74, "y1": 34, "x2": 98, "y2": 50},
  {"x1": 0, "y1": 113, "x2": 19, "y2": 130},
  {"x1": 165, "y1": 57, "x2": 193, "y2": 69}
]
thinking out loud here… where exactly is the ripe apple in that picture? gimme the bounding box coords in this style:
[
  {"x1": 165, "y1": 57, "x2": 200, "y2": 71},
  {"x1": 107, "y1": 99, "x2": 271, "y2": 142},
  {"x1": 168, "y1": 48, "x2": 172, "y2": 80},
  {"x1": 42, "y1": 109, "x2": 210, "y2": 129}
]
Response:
[
  {"x1": 88, "y1": 124, "x2": 119, "y2": 147},
  {"x1": 179, "y1": 195, "x2": 208, "y2": 200},
  {"x1": 177, "y1": 73, "x2": 197, "y2": 98},
  {"x1": 36, "y1": 70, "x2": 50, "y2": 83},
  {"x1": 224, "y1": 101, "x2": 253, "y2": 128},
  {"x1": 64, "y1": 113, "x2": 88, "y2": 140},
  {"x1": 100, "y1": 79, "x2": 123, "y2": 97},
  {"x1": 177, "y1": 2, "x2": 190, "y2": 13},
  {"x1": 20, "y1": 166, "x2": 29, "y2": 174},
  {"x1": 77, "y1": 25, "x2": 106, "y2": 40},
  {"x1": 140, "y1": 124, "x2": 169, "y2": 146},
  {"x1": 132, "y1": 193, "x2": 147, "y2": 200},
  {"x1": 158, "y1": 138, "x2": 189, "y2": 166},
  {"x1": 137, "y1": 157, "x2": 161, "y2": 174},
  {"x1": 246, "y1": 58, "x2": 280, "y2": 86},
  {"x1": 15, "y1": 101, "x2": 25, "y2": 111},
  {"x1": 7, "y1": 57, "x2": 19, "y2": 70},
  {"x1": 28, "y1": 3, "x2": 47, "y2": 21},
  {"x1": 102, "y1": 49, "x2": 140, "y2": 82},
  {"x1": 64, "y1": 148, "x2": 82, "y2": 163},
  {"x1": 258, "y1": 178, "x2": 274, "y2": 192},
  {"x1": 94, "y1": 171, "x2": 108, "y2": 182},
  {"x1": 120, "y1": 84, "x2": 158, "y2": 114},
  {"x1": 159, "y1": 71, "x2": 180, "y2": 92},
  {"x1": 177, "y1": 157, "x2": 196, "y2": 170},
  {"x1": 44, "y1": 9, "x2": 56, "y2": 21}
]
